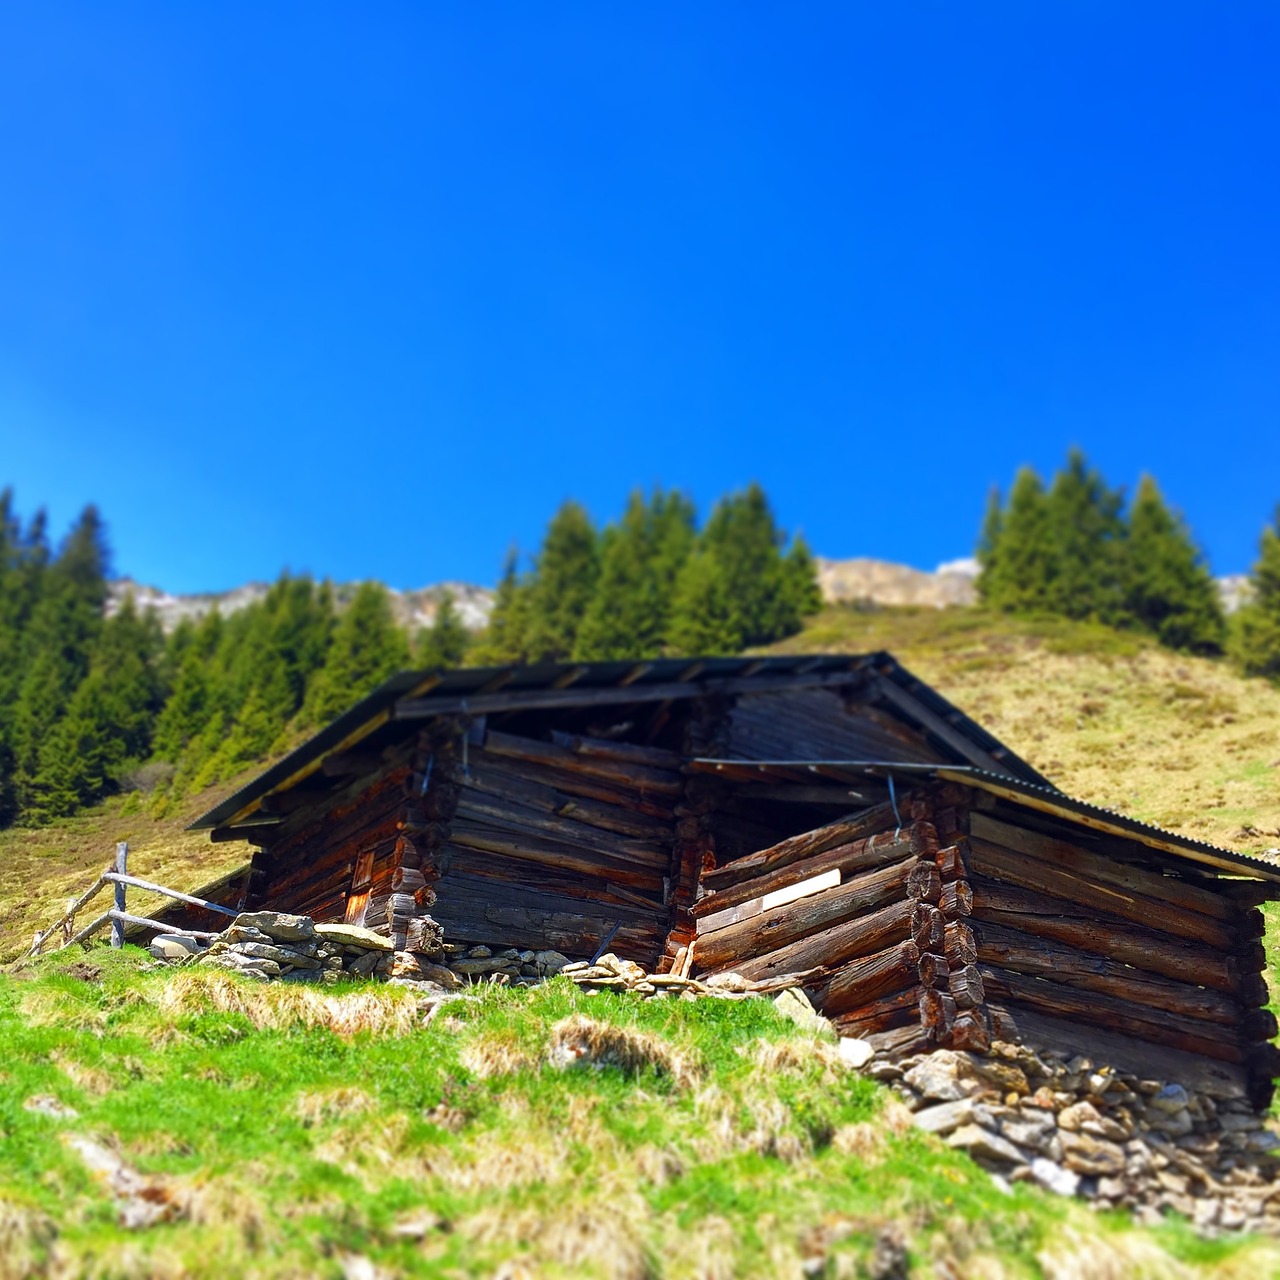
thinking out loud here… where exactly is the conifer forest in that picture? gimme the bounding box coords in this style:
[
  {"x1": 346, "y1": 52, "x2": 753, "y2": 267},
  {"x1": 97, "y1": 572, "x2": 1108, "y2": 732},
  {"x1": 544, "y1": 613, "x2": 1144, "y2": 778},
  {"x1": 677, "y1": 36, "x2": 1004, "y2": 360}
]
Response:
[{"x1": 1, "y1": 460, "x2": 1278, "y2": 831}]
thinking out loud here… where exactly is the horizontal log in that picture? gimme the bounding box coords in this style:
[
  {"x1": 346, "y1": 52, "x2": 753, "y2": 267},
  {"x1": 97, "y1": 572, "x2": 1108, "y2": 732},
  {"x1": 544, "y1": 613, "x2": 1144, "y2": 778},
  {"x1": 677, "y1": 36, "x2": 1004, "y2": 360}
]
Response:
[
  {"x1": 712, "y1": 899, "x2": 915, "y2": 983},
  {"x1": 970, "y1": 811, "x2": 1236, "y2": 921},
  {"x1": 812, "y1": 940, "x2": 921, "y2": 1015},
  {"x1": 974, "y1": 920, "x2": 1242, "y2": 1025},
  {"x1": 969, "y1": 878, "x2": 1243, "y2": 993},
  {"x1": 951, "y1": 1008, "x2": 991, "y2": 1052},
  {"x1": 832, "y1": 986, "x2": 922, "y2": 1038},
  {"x1": 968, "y1": 839, "x2": 1236, "y2": 950},
  {"x1": 453, "y1": 791, "x2": 671, "y2": 868},
  {"x1": 111, "y1": 909, "x2": 221, "y2": 940},
  {"x1": 692, "y1": 826, "x2": 922, "y2": 920},
  {"x1": 920, "y1": 987, "x2": 955, "y2": 1042},
  {"x1": 936, "y1": 845, "x2": 965, "y2": 881},
  {"x1": 907, "y1": 861, "x2": 941, "y2": 903},
  {"x1": 701, "y1": 804, "x2": 906, "y2": 890},
  {"x1": 948, "y1": 964, "x2": 985, "y2": 1009},
  {"x1": 978, "y1": 965, "x2": 1245, "y2": 1064},
  {"x1": 860, "y1": 1022, "x2": 931, "y2": 1058},
  {"x1": 918, "y1": 952, "x2": 949, "y2": 989},
  {"x1": 448, "y1": 820, "x2": 666, "y2": 892},
  {"x1": 462, "y1": 751, "x2": 677, "y2": 821},
  {"x1": 480, "y1": 729, "x2": 684, "y2": 795},
  {"x1": 939, "y1": 881, "x2": 973, "y2": 918},
  {"x1": 911, "y1": 903, "x2": 945, "y2": 950},
  {"x1": 694, "y1": 857, "x2": 917, "y2": 970},
  {"x1": 547, "y1": 729, "x2": 682, "y2": 771},
  {"x1": 944, "y1": 922, "x2": 977, "y2": 967},
  {"x1": 210, "y1": 823, "x2": 282, "y2": 845},
  {"x1": 988, "y1": 1002, "x2": 1250, "y2": 1099}
]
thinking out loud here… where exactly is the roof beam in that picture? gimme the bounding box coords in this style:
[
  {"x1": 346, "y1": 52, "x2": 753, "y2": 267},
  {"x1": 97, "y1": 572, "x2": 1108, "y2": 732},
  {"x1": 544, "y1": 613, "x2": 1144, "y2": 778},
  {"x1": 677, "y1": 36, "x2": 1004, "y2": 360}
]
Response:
[{"x1": 392, "y1": 668, "x2": 860, "y2": 721}]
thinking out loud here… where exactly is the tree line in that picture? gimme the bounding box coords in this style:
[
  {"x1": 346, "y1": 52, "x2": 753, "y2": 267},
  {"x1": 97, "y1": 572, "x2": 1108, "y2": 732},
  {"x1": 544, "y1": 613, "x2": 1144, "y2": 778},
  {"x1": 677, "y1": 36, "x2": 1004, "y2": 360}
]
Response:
[
  {"x1": 0, "y1": 483, "x2": 819, "y2": 827},
  {"x1": 975, "y1": 450, "x2": 1280, "y2": 677}
]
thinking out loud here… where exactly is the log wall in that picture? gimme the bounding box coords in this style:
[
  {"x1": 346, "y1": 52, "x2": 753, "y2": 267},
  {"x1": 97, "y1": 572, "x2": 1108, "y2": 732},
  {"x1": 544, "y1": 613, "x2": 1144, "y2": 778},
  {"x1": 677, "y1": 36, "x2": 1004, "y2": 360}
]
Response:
[
  {"x1": 689, "y1": 782, "x2": 1280, "y2": 1107},
  {"x1": 427, "y1": 726, "x2": 682, "y2": 965}
]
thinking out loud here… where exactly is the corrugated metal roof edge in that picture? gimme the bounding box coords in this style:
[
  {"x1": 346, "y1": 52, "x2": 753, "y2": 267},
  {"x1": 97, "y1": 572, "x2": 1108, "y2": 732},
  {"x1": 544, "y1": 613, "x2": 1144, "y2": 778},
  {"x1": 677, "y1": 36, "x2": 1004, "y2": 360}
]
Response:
[
  {"x1": 689, "y1": 757, "x2": 1280, "y2": 885},
  {"x1": 187, "y1": 651, "x2": 1050, "y2": 832}
]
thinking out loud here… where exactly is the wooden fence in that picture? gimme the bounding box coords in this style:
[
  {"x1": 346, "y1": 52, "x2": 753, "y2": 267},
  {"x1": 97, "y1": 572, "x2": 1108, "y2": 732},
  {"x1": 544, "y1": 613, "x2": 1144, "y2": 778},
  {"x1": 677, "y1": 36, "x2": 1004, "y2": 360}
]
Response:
[{"x1": 29, "y1": 842, "x2": 239, "y2": 956}]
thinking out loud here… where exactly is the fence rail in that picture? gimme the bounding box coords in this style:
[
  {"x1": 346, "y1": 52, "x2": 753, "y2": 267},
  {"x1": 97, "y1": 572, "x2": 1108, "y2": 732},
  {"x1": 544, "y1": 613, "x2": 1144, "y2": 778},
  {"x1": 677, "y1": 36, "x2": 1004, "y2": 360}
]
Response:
[{"x1": 29, "y1": 843, "x2": 235, "y2": 956}]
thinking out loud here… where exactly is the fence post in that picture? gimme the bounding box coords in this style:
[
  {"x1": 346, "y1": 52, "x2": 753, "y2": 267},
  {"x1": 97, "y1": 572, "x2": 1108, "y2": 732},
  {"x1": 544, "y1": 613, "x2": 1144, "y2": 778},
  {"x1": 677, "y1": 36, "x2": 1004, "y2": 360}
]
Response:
[{"x1": 111, "y1": 842, "x2": 128, "y2": 948}]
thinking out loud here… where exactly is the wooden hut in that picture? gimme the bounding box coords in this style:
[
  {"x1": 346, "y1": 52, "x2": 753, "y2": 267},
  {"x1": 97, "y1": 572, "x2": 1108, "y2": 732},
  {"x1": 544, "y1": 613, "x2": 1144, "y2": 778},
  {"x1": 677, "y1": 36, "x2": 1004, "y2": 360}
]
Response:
[{"x1": 178, "y1": 653, "x2": 1280, "y2": 1107}]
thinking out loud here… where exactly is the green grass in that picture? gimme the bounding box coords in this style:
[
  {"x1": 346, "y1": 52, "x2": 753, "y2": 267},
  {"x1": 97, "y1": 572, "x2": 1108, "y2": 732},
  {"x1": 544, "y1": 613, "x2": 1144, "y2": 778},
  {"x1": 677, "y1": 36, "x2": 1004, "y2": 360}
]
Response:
[{"x1": 4, "y1": 952, "x2": 1277, "y2": 1279}]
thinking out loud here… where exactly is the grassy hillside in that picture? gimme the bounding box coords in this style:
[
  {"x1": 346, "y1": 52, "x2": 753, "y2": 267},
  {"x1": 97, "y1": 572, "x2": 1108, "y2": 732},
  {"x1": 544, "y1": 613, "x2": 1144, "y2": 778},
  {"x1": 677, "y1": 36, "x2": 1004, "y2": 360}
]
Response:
[
  {"x1": 3, "y1": 608, "x2": 1280, "y2": 1276},
  {"x1": 2, "y1": 952, "x2": 1276, "y2": 1279}
]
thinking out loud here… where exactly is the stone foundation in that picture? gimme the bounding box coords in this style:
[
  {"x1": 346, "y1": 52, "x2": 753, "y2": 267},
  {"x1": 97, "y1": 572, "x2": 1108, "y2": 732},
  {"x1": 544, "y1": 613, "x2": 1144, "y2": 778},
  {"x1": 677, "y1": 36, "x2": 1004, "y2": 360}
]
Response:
[{"x1": 875, "y1": 1042, "x2": 1280, "y2": 1234}]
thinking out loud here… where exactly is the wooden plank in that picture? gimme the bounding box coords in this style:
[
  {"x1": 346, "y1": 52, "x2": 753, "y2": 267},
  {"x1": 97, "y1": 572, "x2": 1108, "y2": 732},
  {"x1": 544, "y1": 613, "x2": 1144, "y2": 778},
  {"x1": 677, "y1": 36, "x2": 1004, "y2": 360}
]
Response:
[
  {"x1": 704, "y1": 899, "x2": 915, "y2": 983},
  {"x1": 479, "y1": 732, "x2": 684, "y2": 796},
  {"x1": 693, "y1": 858, "x2": 916, "y2": 970},
  {"x1": 969, "y1": 877, "x2": 1243, "y2": 992},
  {"x1": 978, "y1": 965, "x2": 1245, "y2": 1063},
  {"x1": 700, "y1": 802, "x2": 901, "y2": 890},
  {"x1": 695, "y1": 868, "x2": 843, "y2": 936},
  {"x1": 974, "y1": 920, "x2": 1242, "y2": 1025},
  {"x1": 968, "y1": 838, "x2": 1236, "y2": 949},
  {"x1": 111, "y1": 909, "x2": 222, "y2": 940},
  {"x1": 548, "y1": 730, "x2": 683, "y2": 771},
  {"x1": 970, "y1": 811, "x2": 1236, "y2": 921},
  {"x1": 869, "y1": 673, "x2": 1010, "y2": 774},
  {"x1": 811, "y1": 940, "x2": 921, "y2": 1015}
]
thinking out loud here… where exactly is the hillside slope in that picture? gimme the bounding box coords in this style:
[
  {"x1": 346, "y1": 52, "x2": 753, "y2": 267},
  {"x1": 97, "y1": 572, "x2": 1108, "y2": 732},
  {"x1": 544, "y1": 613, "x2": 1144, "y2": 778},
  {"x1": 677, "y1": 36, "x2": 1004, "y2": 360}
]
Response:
[{"x1": 5, "y1": 607, "x2": 1279, "y2": 960}]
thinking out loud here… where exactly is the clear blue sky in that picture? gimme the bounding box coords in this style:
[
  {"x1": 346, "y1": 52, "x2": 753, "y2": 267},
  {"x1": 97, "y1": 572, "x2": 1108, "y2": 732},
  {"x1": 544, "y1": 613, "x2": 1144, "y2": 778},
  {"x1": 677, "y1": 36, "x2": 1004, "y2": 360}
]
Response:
[{"x1": 1, "y1": 2, "x2": 1277, "y2": 591}]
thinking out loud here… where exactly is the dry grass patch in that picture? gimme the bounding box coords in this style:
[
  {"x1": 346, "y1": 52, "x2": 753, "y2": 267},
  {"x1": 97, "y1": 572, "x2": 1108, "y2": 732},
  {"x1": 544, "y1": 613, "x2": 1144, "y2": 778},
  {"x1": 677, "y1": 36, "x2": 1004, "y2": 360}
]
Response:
[
  {"x1": 292, "y1": 1086, "x2": 377, "y2": 1128},
  {"x1": 546, "y1": 1015, "x2": 701, "y2": 1088},
  {"x1": 152, "y1": 971, "x2": 425, "y2": 1036}
]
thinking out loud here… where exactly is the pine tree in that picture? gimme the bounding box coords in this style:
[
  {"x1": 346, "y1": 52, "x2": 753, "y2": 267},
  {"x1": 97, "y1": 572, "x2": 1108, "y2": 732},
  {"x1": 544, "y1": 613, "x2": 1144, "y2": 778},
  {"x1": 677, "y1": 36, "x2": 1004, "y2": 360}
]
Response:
[
  {"x1": 782, "y1": 532, "x2": 824, "y2": 621},
  {"x1": 1125, "y1": 476, "x2": 1225, "y2": 654},
  {"x1": 151, "y1": 610, "x2": 224, "y2": 761},
  {"x1": 974, "y1": 487, "x2": 1004, "y2": 601},
  {"x1": 522, "y1": 501, "x2": 600, "y2": 662},
  {"x1": 978, "y1": 467, "x2": 1058, "y2": 613},
  {"x1": 666, "y1": 544, "x2": 742, "y2": 656},
  {"x1": 1043, "y1": 449, "x2": 1130, "y2": 624},
  {"x1": 417, "y1": 589, "x2": 471, "y2": 669},
  {"x1": 573, "y1": 489, "x2": 696, "y2": 660},
  {"x1": 12, "y1": 505, "x2": 109, "y2": 818},
  {"x1": 25, "y1": 595, "x2": 165, "y2": 818},
  {"x1": 1233, "y1": 507, "x2": 1280, "y2": 682},
  {"x1": 304, "y1": 581, "x2": 410, "y2": 724},
  {"x1": 471, "y1": 548, "x2": 533, "y2": 665}
]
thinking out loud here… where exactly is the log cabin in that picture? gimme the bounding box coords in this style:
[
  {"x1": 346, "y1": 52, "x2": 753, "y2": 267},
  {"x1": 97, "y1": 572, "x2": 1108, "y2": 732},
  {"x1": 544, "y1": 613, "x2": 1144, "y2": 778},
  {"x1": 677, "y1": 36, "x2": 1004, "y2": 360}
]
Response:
[{"x1": 170, "y1": 653, "x2": 1280, "y2": 1107}]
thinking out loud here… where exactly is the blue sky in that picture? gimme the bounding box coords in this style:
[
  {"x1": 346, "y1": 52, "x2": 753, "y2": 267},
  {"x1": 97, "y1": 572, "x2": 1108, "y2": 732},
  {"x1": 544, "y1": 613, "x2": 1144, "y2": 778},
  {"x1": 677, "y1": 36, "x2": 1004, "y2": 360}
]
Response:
[{"x1": 1, "y1": 2, "x2": 1277, "y2": 591}]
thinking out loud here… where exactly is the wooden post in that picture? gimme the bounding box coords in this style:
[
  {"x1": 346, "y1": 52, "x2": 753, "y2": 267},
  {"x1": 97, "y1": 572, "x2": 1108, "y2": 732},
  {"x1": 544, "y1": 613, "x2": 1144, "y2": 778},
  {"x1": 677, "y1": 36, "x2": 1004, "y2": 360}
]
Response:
[{"x1": 111, "y1": 842, "x2": 127, "y2": 948}]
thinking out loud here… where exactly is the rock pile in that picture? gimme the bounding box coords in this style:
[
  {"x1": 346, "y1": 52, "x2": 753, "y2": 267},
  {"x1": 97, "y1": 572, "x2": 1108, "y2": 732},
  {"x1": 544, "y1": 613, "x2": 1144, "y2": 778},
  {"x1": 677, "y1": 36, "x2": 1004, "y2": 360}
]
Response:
[{"x1": 875, "y1": 1042, "x2": 1280, "y2": 1234}]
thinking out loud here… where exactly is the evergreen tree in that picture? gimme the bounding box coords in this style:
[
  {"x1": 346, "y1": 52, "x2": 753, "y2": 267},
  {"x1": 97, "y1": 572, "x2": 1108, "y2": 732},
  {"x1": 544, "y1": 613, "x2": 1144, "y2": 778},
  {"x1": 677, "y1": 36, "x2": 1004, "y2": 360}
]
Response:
[
  {"x1": 25, "y1": 595, "x2": 165, "y2": 818},
  {"x1": 304, "y1": 581, "x2": 409, "y2": 724},
  {"x1": 666, "y1": 544, "x2": 742, "y2": 656},
  {"x1": 573, "y1": 489, "x2": 696, "y2": 660},
  {"x1": 1043, "y1": 449, "x2": 1130, "y2": 624},
  {"x1": 11, "y1": 505, "x2": 109, "y2": 817},
  {"x1": 417, "y1": 589, "x2": 471, "y2": 669},
  {"x1": 666, "y1": 483, "x2": 816, "y2": 653},
  {"x1": 978, "y1": 467, "x2": 1058, "y2": 613},
  {"x1": 524, "y1": 501, "x2": 600, "y2": 661},
  {"x1": 151, "y1": 610, "x2": 224, "y2": 761},
  {"x1": 782, "y1": 532, "x2": 824, "y2": 620},
  {"x1": 1233, "y1": 507, "x2": 1280, "y2": 682},
  {"x1": 1125, "y1": 475, "x2": 1225, "y2": 654},
  {"x1": 471, "y1": 548, "x2": 532, "y2": 665},
  {"x1": 974, "y1": 487, "x2": 1004, "y2": 601}
]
